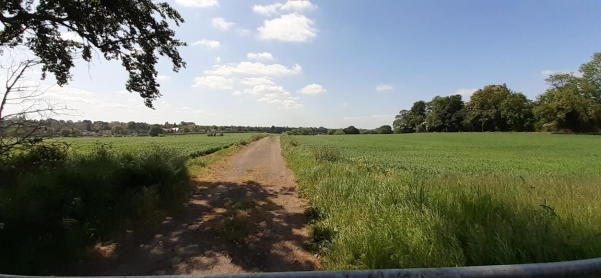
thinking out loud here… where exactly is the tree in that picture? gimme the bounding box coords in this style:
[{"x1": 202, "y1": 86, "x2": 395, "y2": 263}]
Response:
[
  {"x1": 393, "y1": 110, "x2": 415, "y2": 133},
  {"x1": 148, "y1": 125, "x2": 162, "y2": 137},
  {"x1": 377, "y1": 125, "x2": 393, "y2": 134},
  {"x1": 0, "y1": 57, "x2": 65, "y2": 156},
  {"x1": 182, "y1": 127, "x2": 190, "y2": 133},
  {"x1": 60, "y1": 129, "x2": 70, "y2": 137},
  {"x1": 464, "y1": 85, "x2": 511, "y2": 131},
  {"x1": 126, "y1": 121, "x2": 136, "y2": 130},
  {"x1": 426, "y1": 95, "x2": 464, "y2": 132},
  {"x1": 111, "y1": 125, "x2": 124, "y2": 135},
  {"x1": 0, "y1": 0, "x2": 186, "y2": 108},
  {"x1": 500, "y1": 92, "x2": 534, "y2": 131},
  {"x1": 82, "y1": 120, "x2": 92, "y2": 131},
  {"x1": 333, "y1": 129, "x2": 345, "y2": 135},
  {"x1": 343, "y1": 125, "x2": 360, "y2": 134}
]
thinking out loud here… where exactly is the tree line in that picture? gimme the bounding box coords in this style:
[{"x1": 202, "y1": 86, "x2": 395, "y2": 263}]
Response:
[{"x1": 394, "y1": 53, "x2": 601, "y2": 133}]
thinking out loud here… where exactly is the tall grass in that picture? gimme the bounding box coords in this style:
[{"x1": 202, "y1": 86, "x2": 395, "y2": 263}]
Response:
[
  {"x1": 281, "y1": 134, "x2": 601, "y2": 270},
  {"x1": 0, "y1": 144, "x2": 191, "y2": 275}
]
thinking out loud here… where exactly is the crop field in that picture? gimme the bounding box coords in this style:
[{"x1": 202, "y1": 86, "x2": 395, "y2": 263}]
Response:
[
  {"x1": 52, "y1": 133, "x2": 253, "y2": 158},
  {"x1": 289, "y1": 133, "x2": 601, "y2": 176},
  {"x1": 281, "y1": 133, "x2": 601, "y2": 270}
]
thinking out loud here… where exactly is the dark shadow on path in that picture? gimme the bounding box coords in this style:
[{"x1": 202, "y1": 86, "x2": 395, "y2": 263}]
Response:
[{"x1": 70, "y1": 180, "x2": 316, "y2": 275}]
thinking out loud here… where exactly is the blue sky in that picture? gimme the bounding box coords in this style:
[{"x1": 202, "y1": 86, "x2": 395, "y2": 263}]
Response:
[{"x1": 15, "y1": 0, "x2": 601, "y2": 128}]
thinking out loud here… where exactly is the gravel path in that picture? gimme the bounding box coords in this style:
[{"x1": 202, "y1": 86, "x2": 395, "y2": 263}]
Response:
[{"x1": 74, "y1": 136, "x2": 319, "y2": 275}]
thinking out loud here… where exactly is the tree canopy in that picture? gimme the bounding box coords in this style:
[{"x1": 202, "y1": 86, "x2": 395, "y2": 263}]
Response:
[{"x1": 0, "y1": 0, "x2": 186, "y2": 108}]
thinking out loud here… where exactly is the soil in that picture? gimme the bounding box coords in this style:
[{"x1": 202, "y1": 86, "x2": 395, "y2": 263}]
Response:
[{"x1": 73, "y1": 136, "x2": 320, "y2": 275}]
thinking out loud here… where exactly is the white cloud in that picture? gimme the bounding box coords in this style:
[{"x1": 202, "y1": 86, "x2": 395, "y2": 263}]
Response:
[
  {"x1": 243, "y1": 84, "x2": 302, "y2": 109},
  {"x1": 281, "y1": 0, "x2": 317, "y2": 12},
  {"x1": 247, "y1": 52, "x2": 274, "y2": 61},
  {"x1": 541, "y1": 69, "x2": 583, "y2": 78},
  {"x1": 157, "y1": 75, "x2": 171, "y2": 80},
  {"x1": 192, "y1": 39, "x2": 220, "y2": 49},
  {"x1": 257, "y1": 14, "x2": 317, "y2": 43},
  {"x1": 175, "y1": 0, "x2": 218, "y2": 8},
  {"x1": 181, "y1": 107, "x2": 206, "y2": 114},
  {"x1": 232, "y1": 91, "x2": 242, "y2": 96},
  {"x1": 343, "y1": 115, "x2": 394, "y2": 121},
  {"x1": 376, "y1": 84, "x2": 394, "y2": 91},
  {"x1": 212, "y1": 17, "x2": 235, "y2": 31},
  {"x1": 298, "y1": 83, "x2": 326, "y2": 94},
  {"x1": 342, "y1": 103, "x2": 348, "y2": 106},
  {"x1": 253, "y1": 1, "x2": 317, "y2": 17},
  {"x1": 205, "y1": 62, "x2": 302, "y2": 77},
  {"x1": 192, "y1": 75, "x2": 234, "y2": 90},
  {"x1": 236, "y1": 29, "x2": 251, "y2": 36},
  {"x1": 215, "y1": 57, "x2": 221, "y2": 63},
  {"x1": 253, "y1": 3, "x2": 283, "y2": 17},
  {"x1": 240, "y1": 77, "x2": 276, "y2": 87},
  {"x1": 455, "y1": 88, "x2": 477, "y2": 99}
]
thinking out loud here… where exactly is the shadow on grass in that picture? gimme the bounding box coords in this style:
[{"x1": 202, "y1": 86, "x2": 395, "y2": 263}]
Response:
[{"x1": 70, "y1": 180, "x2": 316, "y2": 275}]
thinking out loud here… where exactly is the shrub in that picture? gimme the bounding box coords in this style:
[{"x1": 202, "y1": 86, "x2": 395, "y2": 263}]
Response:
[
  {"x1": 333, "y1": 129, "x2": 345, "y2": 135},
  {"x1": 0, "y1": 144, "x2": 190, "y2": 275}
]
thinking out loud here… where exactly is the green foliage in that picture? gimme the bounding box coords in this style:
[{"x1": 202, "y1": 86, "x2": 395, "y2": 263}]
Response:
[
  {"x1": 60, "y1": 129, "x2": 70, "y2": 137},
  {"x1": 0, "y1": 0, "x2": 186, "y2": 108},
  {"x1": 111, "y1": 125, "x2": 124, "y2": 135},
  {"x1": 342, "y1": 126, "x2": 359, "y2": 134},
  {"x1": 377, "y1": 125, "x2": 393, "y2": 134},
  {"x1": 0, "y1": 144, "x2": 191, "y2": 274},
  {"x1": 282, "y1": 134, "x2": 601, "y2": 269},
  {"x1": 52, "y1": 133, "x2": 252, "y2": 158},
  {"x1": 148, "y1": 125, "x2": 162, "y2": 137},
  {"x1": 333, "y1": 129, "x2": 345, "y2": 135},
  {"x1": 393, "y1": 53, "x2": 601, "y2": 133}
]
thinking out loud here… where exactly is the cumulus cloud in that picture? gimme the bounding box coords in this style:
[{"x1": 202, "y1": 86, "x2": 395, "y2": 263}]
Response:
[
  {"x1": 376, "y1": 84, "x2": 394, "y2": 91},
  {"x1": 212, "y1": 17, "x2": 235, "y2": 31},
  {"x1": 204, "y1": 62, "x2": 302, "y2": 77},
  {"x1": 240, "y1": 77, "x2": 276, "y2": 86},
  {"x1": 232, "y1": 91, "x2": 242, "y2": 96},
  {"x1": 157, "y1": 75, "x2": 171, "y2": 80},
  {"x1": 175, "y1": 0, "x2": 218, "y2": 8},
  {"x1": 192, "y1": 39, "x2": 220, "y2": 49},
  {"x1": 192, "y1": 75, "x2": 234, "y2": 90},
  {"x1": 215, "y1": 57, "x2": 221, "y2": 63},
  {"x1": 247, "y1": 52, "x2": 274, "y2": 61},
  {"x1": 257, "y1": 14, "x2": 317, "y2": 43},
  {"x1": 298, "y1": 83, "x2": 326, "y2": 94},
  {"x1": 243, "y1": 84, "x2": 302, "y2": 109},
  {"x1": 253, "y1": 0, "x2": 317, "y2": 17},
  {"x1": 455, "y1": 88, "x2": 477, "y2": 99}
]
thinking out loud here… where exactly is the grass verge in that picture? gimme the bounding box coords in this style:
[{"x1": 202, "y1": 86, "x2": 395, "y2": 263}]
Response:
[
  {"x1": 280, "y1": 134, "x2": 601, "y2": 270},
  {"x1": 0, "y1": 133, "x2": 268, "y2": 275}
]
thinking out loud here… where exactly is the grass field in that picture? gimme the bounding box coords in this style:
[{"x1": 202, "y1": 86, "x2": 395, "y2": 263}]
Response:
[
  {"x1": 281, "y1": 133, "x2": 601, "y2": 270},
  {"x1": 53, "y1": 133, "x2": 253, "y2": 158}
]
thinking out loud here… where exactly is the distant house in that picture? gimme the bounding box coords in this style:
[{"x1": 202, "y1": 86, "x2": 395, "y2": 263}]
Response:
[{"x1": 162, "y1": 127, "x2": 180, "y2": 133}]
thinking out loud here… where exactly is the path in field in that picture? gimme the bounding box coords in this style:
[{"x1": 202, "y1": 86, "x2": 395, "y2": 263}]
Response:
[{"x1": 75, "y1": 137, "x2": 319, "y2": 275}]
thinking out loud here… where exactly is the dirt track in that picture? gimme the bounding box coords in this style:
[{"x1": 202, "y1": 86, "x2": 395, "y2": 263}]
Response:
[{"x1": 75, "y1": 137, "x2": 319, "y2": 275}]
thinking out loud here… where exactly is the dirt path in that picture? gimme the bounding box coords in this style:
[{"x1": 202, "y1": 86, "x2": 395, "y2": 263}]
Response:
[{"x1": 74, "y1": 137, "x2": 319, "y2": 275}]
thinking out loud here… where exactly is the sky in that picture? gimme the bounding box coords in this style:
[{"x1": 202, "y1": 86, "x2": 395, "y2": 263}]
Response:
[{"x1": 4, "y1": 0, "x2": 601, "y2": 128}]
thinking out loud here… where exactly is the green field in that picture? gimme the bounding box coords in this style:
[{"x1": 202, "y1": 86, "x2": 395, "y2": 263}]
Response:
[
  {"x1": 281, "y1": 133, "x2": 601, "y2": 270},
  {"x1": 290, "y1": 133, "x2": 601, "y2": 176},
  {"x1": 53, "y1": 133, "x2": 253, "y2": 157}
]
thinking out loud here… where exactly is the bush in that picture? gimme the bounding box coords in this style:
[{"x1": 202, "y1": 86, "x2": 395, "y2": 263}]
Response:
[
  {"x1": 313, "y1": 147, "x2": 341, "y2": 162},
  {"x1": 218, "y1": 132, "x2": 224, "y2": 136},
  {"x1": 0, "y1": 144, "x2": 191, "y2": 275},
  {"x1": 148, "y1": 125, "x2": 162, "y2": 137},
  {"x1": 333, "y1": 129, "x2": 346, "y2": 135}
]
